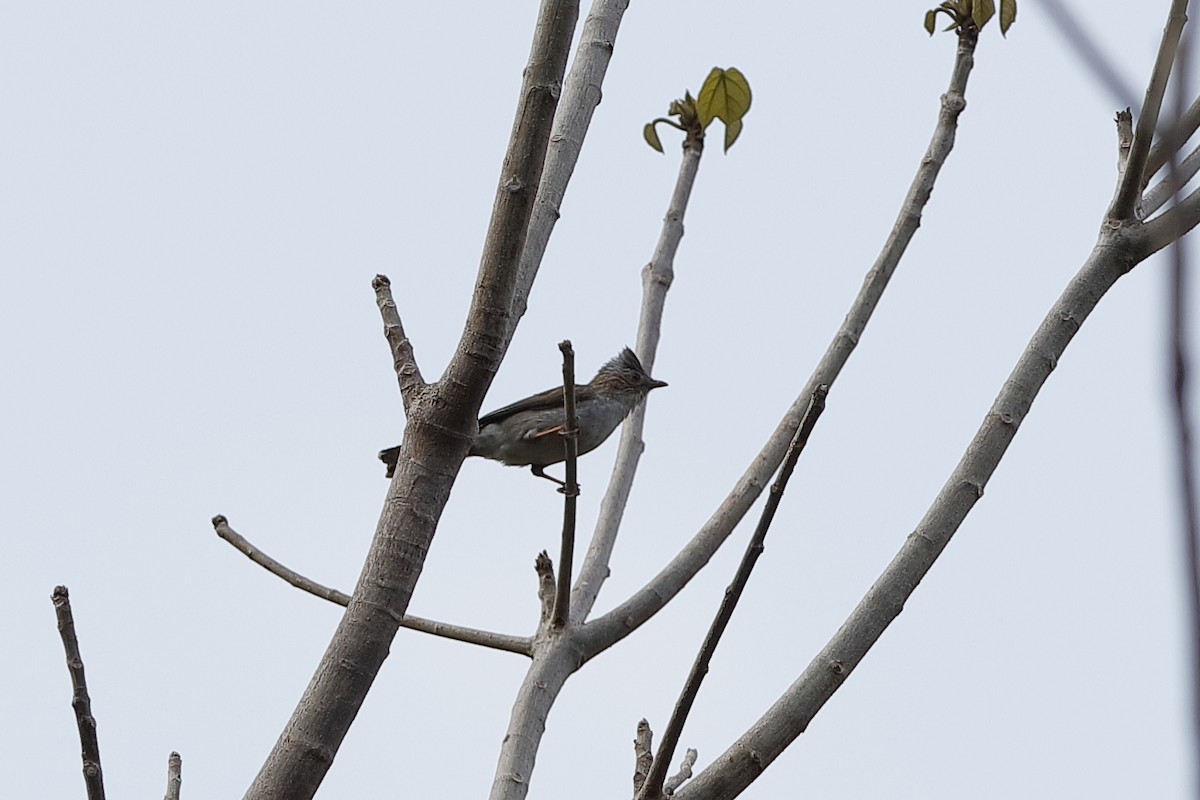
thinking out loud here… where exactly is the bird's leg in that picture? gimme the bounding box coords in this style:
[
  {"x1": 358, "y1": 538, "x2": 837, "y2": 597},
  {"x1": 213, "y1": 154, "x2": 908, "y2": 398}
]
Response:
[{"x1": 530, "y1": 464, "x2": 567, "y2": 488}]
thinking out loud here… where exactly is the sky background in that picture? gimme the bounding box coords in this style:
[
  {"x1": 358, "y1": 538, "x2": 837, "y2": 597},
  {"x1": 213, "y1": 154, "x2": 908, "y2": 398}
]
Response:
[{"x1": 2, "y1": 1, "x2": 1196, "y2": 798}]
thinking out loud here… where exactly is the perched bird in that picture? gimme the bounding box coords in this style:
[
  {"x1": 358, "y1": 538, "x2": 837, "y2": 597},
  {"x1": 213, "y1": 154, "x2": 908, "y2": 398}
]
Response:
[{"x1": 378, "y1": 347, "x2": 666, "y2": 485}]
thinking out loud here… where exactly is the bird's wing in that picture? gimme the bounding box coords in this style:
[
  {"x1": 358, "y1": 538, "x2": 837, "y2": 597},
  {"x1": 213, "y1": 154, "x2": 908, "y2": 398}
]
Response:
[{"x1": 477, "y1": 384, "x2": 583, "y2": 427}]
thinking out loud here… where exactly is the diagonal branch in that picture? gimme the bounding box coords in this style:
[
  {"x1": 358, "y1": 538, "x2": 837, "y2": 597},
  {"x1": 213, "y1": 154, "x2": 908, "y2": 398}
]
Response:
[
  {"x1": 673, "y1": 226, "x2": 1154, "y2": 800},
  {"x1": 1109, "y1": 0, "x2": 1189, "y2": 220},
  {"x1": 211, "y1": 515, "x2": 531, "y2": 656},
  {"x1": 1143, "y1": 178, "x2": 1200, "y2": 252},
  {"x1": 579, "y1": 29, "x2": 980, "y2": 659},
  {"x1": 1146, "y1": 92, "x2": 1200, "y2": 182},
  {"x1": 637, "y1": 387, "x2": 827, "y2": 800},
  {"x1": 1145, "y1": 140, "x2": 1200, "y2": 216}
]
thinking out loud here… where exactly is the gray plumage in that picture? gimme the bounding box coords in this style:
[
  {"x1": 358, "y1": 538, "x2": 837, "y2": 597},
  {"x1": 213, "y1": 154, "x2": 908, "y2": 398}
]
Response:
[{"x1": 379, "y1": 348, "x2": 666, "y2": 485}]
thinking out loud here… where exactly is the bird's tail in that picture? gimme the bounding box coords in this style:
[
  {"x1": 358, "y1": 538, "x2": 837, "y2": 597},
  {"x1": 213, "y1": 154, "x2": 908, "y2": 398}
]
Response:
[{"x1": 378, "y1": 445, "x2": 401, "y2": 478}]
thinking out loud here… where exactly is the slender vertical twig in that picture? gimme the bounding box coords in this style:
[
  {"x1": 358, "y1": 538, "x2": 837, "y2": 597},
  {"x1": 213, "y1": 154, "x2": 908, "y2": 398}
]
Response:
[
  {"x1": 637, "y1": 386, "x2": 828, "y2": 800},
  {"x1": 552, "y1": 340, "x2": 579, "y2": 628},
  {"x1": 575, "y1": 112, "x2": 703, "y2": 620},
  {"x1": 1164, "y1": 33, "x2": 1200, "y2": 794},
  {"x1": 52, "y1": 586, "x2": 106, "y2": 800}
]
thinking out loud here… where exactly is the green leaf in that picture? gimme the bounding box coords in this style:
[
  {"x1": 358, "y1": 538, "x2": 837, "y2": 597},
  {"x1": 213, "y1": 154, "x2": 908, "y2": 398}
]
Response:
[
  {"x1": 723, "y1": 118, "x2": 743, "y2": 152},
  {"x1": 924, "y1": 9, "x2": 937, "y2": 35},
  {"x1": 696, "y1": 67, "x2": 752, "y2": 130},
  {"x1": 972, "y1": 0, "x2": 995, "y2": 29},
  {"x1": 999, "y1": 0, "x2": 1017, "y2": 35},
  {"x1": 643, "y1": 122, "x2": 664, "y2": 153}
]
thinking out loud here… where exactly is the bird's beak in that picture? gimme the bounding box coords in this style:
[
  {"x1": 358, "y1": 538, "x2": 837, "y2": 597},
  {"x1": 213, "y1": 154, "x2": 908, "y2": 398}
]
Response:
[{"x1": 649, "y1": 378, "x2": 668, "y2": 390}]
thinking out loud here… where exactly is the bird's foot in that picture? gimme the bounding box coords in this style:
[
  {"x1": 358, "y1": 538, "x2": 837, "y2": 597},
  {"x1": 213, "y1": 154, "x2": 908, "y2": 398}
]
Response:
[{"x1": 531, "y1": 465, "x2": 581, "y2": 495}]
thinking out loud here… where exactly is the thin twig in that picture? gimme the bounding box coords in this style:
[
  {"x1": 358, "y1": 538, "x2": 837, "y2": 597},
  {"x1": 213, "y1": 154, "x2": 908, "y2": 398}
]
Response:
[
  {"x1": 164, "y1": 751, "x2": 182, "y2": 800},
  {"x1": 663, "y1": 749, "x2": 697, "y2": 796},
  {"x1": 1147, "y1": 92, "x2": 1200, "y2": 182},
  {"x1": 1164, "y1": 34, "x2": 1200, "y2": 790},
  {"x1": 373, "y1": 274, "x2": 425, "y2": 410},
  {"x1": 211, "y1": 515, "x2": 532, "y2": 655},
  {"x1": 1145, "y1": 141, "x2": 1200, "y2": 216},
  {"x1": 52, "y1": 586, "x2": 106, "y2": 800},
  {"x1": 1109, "y1": 0, "x2": 1189, "y2": 220},
  {"x1": 552, "y1": 341, "x2": 579, "y2": 628},
  {"x1": 580, "y1": 28, "x2": 980, "y2": 660},
  {"x1": 574, "y1": 103, "x2": 703, "y2": 621},
  {"x1": 212, "y1": 515, "x2": 351, "y2": 605},
  {"x1": 1146, "y1": 179, "x2": 1200, "y2": 252},
  {"x1": 637, "y1": 387, "x2": 828, "y2": 800}
]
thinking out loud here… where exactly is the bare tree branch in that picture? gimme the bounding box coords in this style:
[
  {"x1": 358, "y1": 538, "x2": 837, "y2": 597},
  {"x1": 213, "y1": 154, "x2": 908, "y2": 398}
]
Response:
[
  {"x1": 663, "y1": 749, "x2": 697, "y2": 796},
  {"x1": 580, "y1": 28, "x2": 981, "y2": 660},
  {"x1": 52, "y1": 586, "x2": 106, "y2": 800},
  {"x1": 212, "y1": 515, "x2": 351, "y2": 605},
  {"x1": 636, "y1": 387, "x2": 827, "y2": 800},
  {"x1": 372, "y1": 274, "x2": 425, "y2": 410},
  {"x1": 489, "y1": 647, "x2": 578, "y2": 800},
  {"x1": 673, "y1": 213, "x2": 1159, "y2": 800},
  {"x1": 633, "y1": 720, "x2": 654, "y2": 796},
  {"x1": 163, "y1": 751, "x2": 182, "y2": 800},
  {"x1": 1147, "y1": 92, "x2": 1200, "y2": 181},
  {"x1": 1116, "y1": 107, "x2": 1134, "y2": 175},
  {"x1": 211, "y1": 515, "x2": 532, "y2": 655},
  {"x1": 1163, "y1": 37, "x2": 1200, "y2": 783},
  {"x1": 552, "y1": 341, "x2": 580, "y2": 628},
  {"x1": 509, "y1": 0, "x2": 632, "y2": 332},
  {"x1": 1145, "y1": 140, "x2": 1200, "y2": 216},
  {"x1": 244, "y1": 1, "x2": 579, "y2": 791},
  {"x1": 1109, "y1": 0, "x2": 1189, "y2": 219},
  {"x1": 1143, "y1": 179, "x2": 1200, "y2": 252},
  {"x1": 574, "y1": 113, "x2": 702, "y2": 620}
]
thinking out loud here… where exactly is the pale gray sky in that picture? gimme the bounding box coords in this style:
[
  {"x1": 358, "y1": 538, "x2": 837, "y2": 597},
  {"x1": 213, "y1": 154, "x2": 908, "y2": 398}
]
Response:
[{"x1": 2, "y1": 2, "x2": 1193, "y2": 798}]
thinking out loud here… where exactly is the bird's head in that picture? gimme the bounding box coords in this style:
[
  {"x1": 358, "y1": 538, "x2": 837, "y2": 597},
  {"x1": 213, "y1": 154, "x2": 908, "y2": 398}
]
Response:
[{"x1": 591, "y1": 347, "x2": 668, "y2": 397}]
